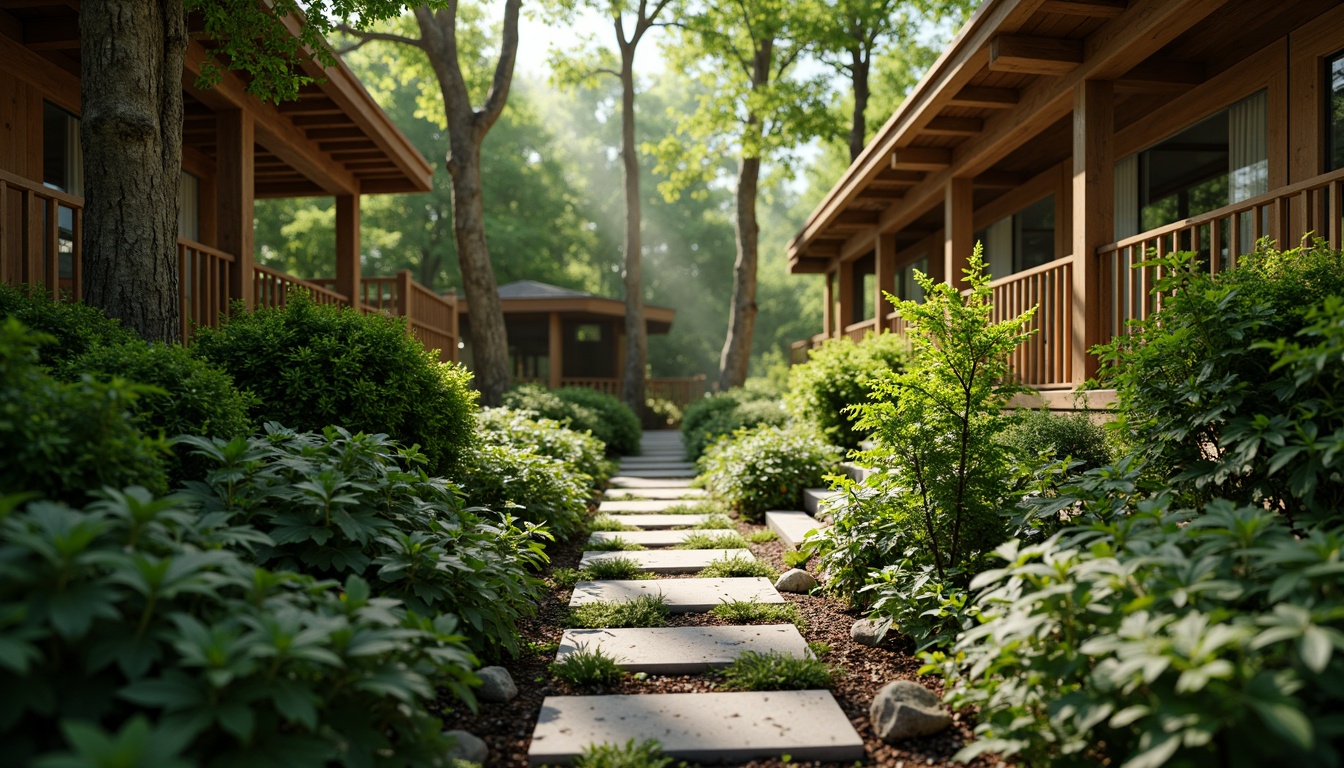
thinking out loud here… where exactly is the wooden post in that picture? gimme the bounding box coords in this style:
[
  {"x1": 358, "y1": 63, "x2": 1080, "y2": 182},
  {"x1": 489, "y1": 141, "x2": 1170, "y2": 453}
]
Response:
[
  {"x1": 335, "y1": 193, "x2": 361, "y2": 306},
  {"x1": 944, "y1": 178, "x2": 973, "y2": 290},
  {"x1": 217, "y1": 110, "x2": 254, "y2": 309},
  {"x1": 874, "y1": 232, "x2": 897, "y2": 330},
  {"x1": 1071, "y1": 79, "x2": 1113, "y2": 386},
  {"x1": 548, "y1": 311, "x2": 563, "y2": 388},
  {"x1": 837, "y1": 258, "x2": 854, "y2": 334},
  {"x1": 396, "y1": 269, "x2": 413, "y2": 320},
  {"x1": 822, "y1": 269, "x2": 834, "y2": 336},
  {"x1": 614, "y1": 323, "x2": 626, "y2": 385}
]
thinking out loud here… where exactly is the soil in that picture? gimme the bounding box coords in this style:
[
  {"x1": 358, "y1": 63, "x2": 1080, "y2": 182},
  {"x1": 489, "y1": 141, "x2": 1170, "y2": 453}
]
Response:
[{"x1": 440, "y1": 511, "x2": 1010, "y2": 768}]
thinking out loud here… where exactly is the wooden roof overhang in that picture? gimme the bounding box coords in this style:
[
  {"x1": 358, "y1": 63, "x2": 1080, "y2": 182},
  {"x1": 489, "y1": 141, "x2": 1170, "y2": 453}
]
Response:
[
  {"x1": 786, "y1": 0, "x2": 1332, "y2": 273},
  {"x1": 457, "y1": 296, "x2": 677, "y2": 335},
  {"x1": 0, "y1": 0, "x2": 433, "y2": 198}
]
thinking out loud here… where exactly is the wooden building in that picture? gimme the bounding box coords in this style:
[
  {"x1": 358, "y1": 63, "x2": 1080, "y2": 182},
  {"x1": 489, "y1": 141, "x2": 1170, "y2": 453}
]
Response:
[
  {"x1": 457, "y1": 280, "x2": 706, "y2": 408},
  {"x1": 788, "y1": 0, "x2": 1344, "y2": 407},
  {"x1": 0, "y1": 2, "x2": 459, "y2": 360}
]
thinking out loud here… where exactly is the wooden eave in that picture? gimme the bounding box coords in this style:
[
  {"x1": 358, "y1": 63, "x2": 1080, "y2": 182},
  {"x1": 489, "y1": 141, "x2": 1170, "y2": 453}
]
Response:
[{"x1": 456, "y1": 295, "x2": 678, "y2": 335}]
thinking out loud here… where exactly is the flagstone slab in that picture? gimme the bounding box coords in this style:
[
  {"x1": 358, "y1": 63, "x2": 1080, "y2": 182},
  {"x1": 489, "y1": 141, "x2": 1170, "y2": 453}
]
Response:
[
  {"x1": 579, "y1": 549, "x2": 753, "y2": 574},
  {"x1": 528, "y1": 690, "x2": 865, "y2": 765},
  {"x1": 803, "y1": 488, "x2": 843, "y2": 516},
  {"x1": 602, "y1": 514, "x2": 711, "y2": 529},
  {"x1": 569, "y1": 577, "x2": 784, "y2": 613},
  {"x1": 765, "y1": 510, "x2": 826, "y2": 549},
  {"x1": 587, "y1": 530, "x2": 697, "y2": 548},
  {"x1": 603, "y1": 487, "x2": 706, "y2": 500},
  {"x1": 556, "y1": 624, "x2": 808, "y2": 674},
  {"x1": 610, "y1": 477, "x2": 696, "y2": 489},
  {"x1": 598, "y1": 499, "x2": 702, "y2": 513},
  {"x1": 614, "y1": 468, "x2": 699, "y2": 479}
]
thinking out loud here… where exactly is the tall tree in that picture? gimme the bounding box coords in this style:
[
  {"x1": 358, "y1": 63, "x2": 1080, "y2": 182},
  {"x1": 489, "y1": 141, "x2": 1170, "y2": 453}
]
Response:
[
  {"x1": 548, "y1": 0, "x2": 675, "y2": 417},
  {"x1": 650, "y1": 0, "x2": 835, "y2": 390},
  {"x1": 78, "y1": 0, "x2": 417, "y2": 342}
]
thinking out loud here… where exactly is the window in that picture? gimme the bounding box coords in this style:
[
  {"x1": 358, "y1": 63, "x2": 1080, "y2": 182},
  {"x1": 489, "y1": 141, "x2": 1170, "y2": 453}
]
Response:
[
  {"x1": 974, "y1": 194, "x2": 1055, "y2": 278},
  {"x1": 42, "y1": 103, "x2": 82, "y2": 284},
  {"x1": 1328, "y1": 50, "x2": 1344, "y2": 171},
  {"x1": 895, "y1": 258, "x2": 927, "y2": 303}
]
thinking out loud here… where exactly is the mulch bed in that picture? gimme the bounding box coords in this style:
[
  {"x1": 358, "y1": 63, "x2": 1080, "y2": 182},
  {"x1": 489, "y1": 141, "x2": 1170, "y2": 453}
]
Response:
[{"x1": 440, "y1": 509, "x2": 1009, "y2": 768}]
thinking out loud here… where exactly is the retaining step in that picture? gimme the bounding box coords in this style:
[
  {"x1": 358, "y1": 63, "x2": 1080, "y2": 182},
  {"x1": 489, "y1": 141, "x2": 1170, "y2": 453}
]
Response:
[
  {"x1": 528, "y1": 690, "x2": 865, "y2": 765},
  {"x1": 602, "y1": 514, "x2": 711, "y2": 529},
  {"x1": 612, "y1": 468, "x2": 698, "y2": 479},
  {"x1": 597, "y1": 499, "x2": 702, "y2": 513},
  {"x1": 839, "y1": 462, "x2": 874, "y2": 483},
  {"x1": 803, "y1": 488, "x2": 843, "y2": 517},
  {"x1": 556, "y1": 624, "x2": 809, "y2": 674},
  {"x1": 587, "y1": 529, "x2": 698, "y2": 548},
  {"x1": 610, "y1": 477, "x2": 696, "y2": 489},
  {"x1": 602, "y1": 487, "x2": 707, "y2": 500},
  {"x1": 765, "y1": 510, "x2": 826, "y2": 549},
  {"x1": 579, "y1": 549, "x2": 753, "y2": 574},
  {"x1": 569, "y1": 577, "x2": 784, "y2": 613}
]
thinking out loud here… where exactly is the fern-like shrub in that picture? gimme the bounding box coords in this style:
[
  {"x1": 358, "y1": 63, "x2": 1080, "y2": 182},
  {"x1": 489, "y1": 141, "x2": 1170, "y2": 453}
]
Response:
[
  {"x1": 696, "y1": 425, "x2": 840, "y2": 522},
  {"x1": 477, "y1": 407, "x2": 612, "y2": 487},
  {"x1": 785, "y1": 331, "x2": 906, "y2": 451}
]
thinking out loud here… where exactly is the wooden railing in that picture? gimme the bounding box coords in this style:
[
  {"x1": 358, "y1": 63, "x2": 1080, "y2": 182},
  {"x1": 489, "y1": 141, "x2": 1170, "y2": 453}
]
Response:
[
  {"x1": 983, "y1": 255, "x2": 1074, "y2": 389},
  {"x1": 177, "y1": 237, "x2": 234, "y2": 340},
  {"x1": 254, "y1": 264, "x2": 348, "y2": 309},
  {"x1": 844, "y1": 318, "x2": 879, "y2": 342},
  {"x1": 0, "y1": 168, "x2": 84, "y2": 299},
  {"x1": 646, "y1": 376, "x2": 708, "y2": 408}
]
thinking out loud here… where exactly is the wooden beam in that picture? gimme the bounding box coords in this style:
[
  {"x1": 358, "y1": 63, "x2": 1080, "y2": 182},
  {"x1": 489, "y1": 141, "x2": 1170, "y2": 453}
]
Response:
[
  {"x1": 891, "y1": 147, "x2": 952, "y2": 171},
  {"x1": 948, "y1": 86, "x2": 1019, "y2": 109},
  {"x1": 822, "y1": 271, "x2": 834, "y2": 336},
  {"x1": 306, "y1": 127, "x2": 369, "y2": 140},
  {"x1": 1039, "y1": 0, "x2": 1126, "y2": 16},
  {"x1": 318, "y1": 139, "x2": 377, "y2": 152},
  {"x1": 922, "y1": 116, "x2": 984, "y2": 136},
  {"x1": 856, "y1": 188, "x2": 904, "y2": 201},
  {"x1": 23, "y1": 16, "x2": 78, "y2": 50},
  {"x1": 256, "y1": 181, "x2": 326, "y2": 198},
  {"x1": 1114, "y1": 60, "x2": 1206, "y2": 93},
  {"x1": 1071, "y1": 80, "x2": 1112, "y2": 385},
  {"x1": 0, "y1": 26, "x2": 79, "y2": 113},
  {"x1": 874, "y1": 169, "x2": 925, "y2": 184},
  {"x1": 0, "y1": 0, "x2": 78, "y2": 9},
  {"x1": 217, "y1": 110, "x2": 255, "y2": 309},
  {"x1": 875, "y1": 232, "x2": 897, "y2": 325},
  {"x1": 974, "y1": 171, "x2": 1028, "y2": 188},
  {"x1": 808, "y1": 241, "x2": 843, "y2": 257},
  {"x1": 276, "y1": 98, "x2": 342, "y2": 114},
  {"x1": 791, "y1": 257, "x2": 831, "y2": 274},
  {"x1": 837, "y1": 259, "x2": 854, "y2": 330},
  {"x1": 944, "y1": 178, "x2": 973, "y2": 290},
  {"x1": 990, "y1": 35, "x2": 1084, "y2": 75},
  {"x1": 548, "y1": 312, "x2": 563, "y2": 388},
  {"x1": 832, "y1": 210, "x2": 881, "y2": 228},
  {"x1": 335, "y1": 194, "x2": 360, "y2": 303}
]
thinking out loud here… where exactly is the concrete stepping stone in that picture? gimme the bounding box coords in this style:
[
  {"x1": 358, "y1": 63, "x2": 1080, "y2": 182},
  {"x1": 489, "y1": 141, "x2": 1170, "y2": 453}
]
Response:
[
  {"x1": 557, "y1": 624, "x2": 809, "y2": 674},
  {"x1": 765, "y1": 510, "x2": 826, "y2": 549},
  {"x1": 579, "y1": 548, "x2": 753, "y2": 574},
  {"x1": 603, "y1": 514, "x2": 710, "y2": 529},
  {"x1": 803, "y1": 488, "x2": 843, "y2": 516},
  {"x1": 602, "y1": 487, "x2": 706, "y2": 500},
  {"x1": 570, "y1": 577, "x2": 784, "y2": 613},
  {"x1": 587, "y1": 530, "x2": 697, "y2": 548},
  {"x1": 840, "y1": 461, "x2": 874, "y2": 483},
  {"x1": 528, "y1": 690, "x2": 865, "y2": 765},
  {"x1": 597, "y1": 499, "x2": 702, "y2": 513},
  {"x1": 615, "y1": 468, "x2": 698, "y2": 479},
  {"x1": 610, "y1": 477, "x2": 695, "y2": 489}
]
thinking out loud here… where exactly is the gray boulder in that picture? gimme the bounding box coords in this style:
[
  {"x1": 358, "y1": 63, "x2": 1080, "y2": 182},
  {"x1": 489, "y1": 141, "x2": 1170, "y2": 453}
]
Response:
[
  {"x1": 476, "y1": 665, "x2": 518, "y2": 703},
  {"x1": 445, "y1": 729, "x2": 488, "y2": 764},
  {"x1": 869, "y1": 680, "x2": 953, "y2": 741},
  {"x1": 850, "y1": 618, "x2": 884, "y2": 646},
  {"x1": 774, "y1": 568, "x2": 819, "y2": 593}
]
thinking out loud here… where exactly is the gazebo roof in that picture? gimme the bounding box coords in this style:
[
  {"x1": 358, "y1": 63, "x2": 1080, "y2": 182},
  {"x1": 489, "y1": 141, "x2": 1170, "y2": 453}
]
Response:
[{"x1": 457, "y1": 281, "x2": 676, "y2": 335}]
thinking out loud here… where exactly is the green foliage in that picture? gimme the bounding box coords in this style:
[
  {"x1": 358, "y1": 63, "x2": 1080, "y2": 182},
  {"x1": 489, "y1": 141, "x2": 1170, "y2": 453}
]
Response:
[
  {"x1": 933, "y1": 502, "x2": 1344, "y2": 768},
  {"x1": 550, "y1": 645, "x2": 626, "y2": 686},
  {"x1": 711, "y1": 600, "x2": 806, "y2": 629},
  {"x1": 456, "y1": 443, "x2": 591, "y2": 540},
  {"x1": 589, "y1": 515, "x2": 638, "y2": 532},
  {"x1": 782, "y1": 549, "x2": 810, "y2": 569},
  {"x1": 661, "y1": 501, "x2": 727, "y2": 515},
  {"x1": 0, "y1": 320, "x2": 167, "y2": 503},
  {"x1": 565, "y1": 596, "x2": 670, "y2": 629},
  {"x1": 0, "y1": 286, "x2": 137, "y2": 368},
  {"x1": 1001, "y1": 408, "x2": 1112, "y2": 475},
  {"x1": 697, "y1": 556, "x2": 778, "y2": 579},
  {"x1": 716, "y1": 651, "x2": 833, "y2": 691},
  {"x1": 181, "y1": 426, "x2": 548, "y2": 657},
  {"x1": 586, "y1": 537, "x2": 645, "y2": 552},
  {"x1": 1097, "y1": 242, "x2": 1344, "y2": 523},
  {"x1": 579, "y1": 557, "x2": 651, "y2": 581},
  {"x1": 477, "y1": 407, "x2": 612, "y2": 487},
  {"x1": 573, "y1": 739, "x2": 673, "y2": 768},
  {"x1": 191, "y1": 292, "x2": 478, "y2": 475},
  {"x1": 862, "y1": 556, "x2": 976, "y2": 652},
  {"x1": 67, "y1": 341, "x2": 254, "y2": 483},
  {"x1": 675, "y1": 531, "x2": 749, "y2": 549},
  {"x1": 551, "y1": 567, "x2": 584, "y2": 589},
  {"x1": 696, "y1": 425, "x2": 841, "y2": 522},
  {"x1": 681, "y1": 390, "x2": 789, "y2": 461},
  {"x1": 746, "y1": 529, "x2": 779, "y2": 543},
  {"x1": 690, "y1": 514, "x2": 736, "y2": 530},
  {"x1": 554, "y1": 387, "x2": 643, "y2": 456},
  {"x1": 785, "y1": 331, "x2": 906, "y2": 450},
  {"x1": 0, "y1": 489, "x2": 476, "y2": 766}
]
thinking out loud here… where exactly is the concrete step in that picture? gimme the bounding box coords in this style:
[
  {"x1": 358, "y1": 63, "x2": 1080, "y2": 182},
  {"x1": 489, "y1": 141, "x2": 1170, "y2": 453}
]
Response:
[
  {"x1": 587, "y1": 529, "x2": 697, "y2": 548},
  {"x1": 528, "y1": 690, "x2": 865, "y2": 765},
  {"x1": 570, "y1": 577, "x2": 784, "y2": 613},
  {"x1": 556, "y1": 624, "x2": 809, "y2": 674},
  {"x1": 610, "y1": 477, "x2": 695, "y2": 489},
  {"x1": 765, "y1": 510, "x2": 826, "y2": 549},
  {"x1": 579, "y1": 549, "x2": 753, "y2": 574},
  {"x1": 803, "y1": 488, "x2": 843, "y2": 517},
  {"x1": 839, "y1": 461, "x2": 874, "y2": 483},
  {"x1": 602, "y1": 487, "x2": 706, "y2": 500},
  {"x1": 612, "y1": 468, "x2": 698, "y2": 479},
  {"x1": 603, "y1": 514, "x2": 711, "y2": 529},
  {"x1": 597, "y1": 499, "x2": 703, "y2": 514}
]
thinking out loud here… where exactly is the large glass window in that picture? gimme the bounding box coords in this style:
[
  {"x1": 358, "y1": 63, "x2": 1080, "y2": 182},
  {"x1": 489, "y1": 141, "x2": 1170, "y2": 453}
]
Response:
[
  {"x1": 41, "y1": 104, "x2": 82, "y2": 285},
  {"x1": 974, "y1": 194, "x2": 1055, "y2": 278},
  {"x1": 1329, "y1": 51, "x2": 1344, "y2": 171}
]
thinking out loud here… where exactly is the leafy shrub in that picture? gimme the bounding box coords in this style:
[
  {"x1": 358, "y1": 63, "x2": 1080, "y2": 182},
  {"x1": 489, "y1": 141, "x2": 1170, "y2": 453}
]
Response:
[
  {"x1": 0, "y1": 284, "x2": 135, "y2": 367},
  {"x1": 675, "y1": 531, "x2": 749, "y2": 549},
  {"x1": 711, "y1": 600, "x2": 806, "y2": 628},
  {"x1": 862, "y1": 556, "x2": 977, "y2": 652},
  {"x1": 590, "y1": 515, "x2": 637, "y2": 532},
  {"x1": 550, "y1": 645, "x2": 626, "y2": 686},
  {"x1": 67, "y1": 341, "x2": 254, "y2": 482},
  {"x1": 182, "y1": 426, "x2": 547, "y2": 657},
  {"x1": 574, "y1": 739, "x2": 673, "y2": 768},
  {"x1": 933, "y1": 501, "x2": 1344, "y2": 768},
  {"x1": 696, "y1": 425, "x2": 841, "y2": 522},
  {"x1": 565, "y1": 596, "x2": 669, "y2": 628},
  {"x1": 191, "y1": 291, "x2": 477, "y2": 475},
  {"x1": 0, "y1": 490, "x2": 475, "y2": 766},
  {"x1": 716, "y1": 651, "x2": 833, "y2": 691},
  {"x1": 554, "y1": 387, "x2": 642, "y2": 456},
  {"x1": 477, "y1": 406, "x2": 612, "y2": 486},
  {"x1": 0, "y1": 319, "x2": 167, "y2": 503},
  {"x1": 1001, "y1": 408, "x2": 1112, "y2": 474},
  {"x1": 457, "y1": 443, "x2": 590, "y2": 540},
  {"x1": 697, "y1": 556, "x2": 777, "y2": 579},
  {"x1": 786, "y1": 331, "x2": 906, "y2": 451},
  {"x1": 681, "y1": 390, "x2": 789, "y2": 461}
]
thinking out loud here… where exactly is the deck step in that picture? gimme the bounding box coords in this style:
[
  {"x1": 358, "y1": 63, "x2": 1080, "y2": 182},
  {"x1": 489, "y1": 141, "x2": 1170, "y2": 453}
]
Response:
[
  {"x1": 586, "y1": 530, "x2": 698, "y2": 548},
  {"x1": 556, "y1": 624, "x2": 808, "y2": 674},
  {"x1": 765, "y1": 510, "x2": 825, "y2": 549},
  {"x1": 597, "y1": 499, "x2": 701, "y2": 513},
  {"x1": 803, "y1": 488, "x2": 842, "y2": 517},
  {"x1": 528, "y1": 691, "x2": 865, "y2": 765},
  {"x1": 602, "y1": 513, "x2": 711, "y2": 529},
  {"x1": 578, "y1": 549, "x2": 752, "y2": 574},
  {"x1": 569, "y1": 577, "x2": 783, "y2": 613}
]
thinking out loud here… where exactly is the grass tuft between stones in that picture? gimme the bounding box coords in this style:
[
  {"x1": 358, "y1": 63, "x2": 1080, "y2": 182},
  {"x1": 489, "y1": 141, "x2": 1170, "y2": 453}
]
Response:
[
  {"x1": 585, "y1": 537, "x2": 646, "y2": 552},
  {"x1": 565, "y1": 595, "x2": 670, "y2": 628},
  {"x1": 674, "y1": 531, "x2": 749, "y2": 550},
  {"x1": 697, "y1": 556, "x2": 778, "y2": 579},
  {"x1": 715, "y1": 650, "x2": 835, "y2": 691},
  {"x1": 573, "y1": 738, "x2": 675, "y2": 768},
  {"x1": 581, "y1": 557, "x2": 652, "y2": 581},
  {"x1": 687, "y1": 514, "x2": 735, "y2": 530},
  {"x1": 589, "y1": 515, "x2": 638, "y2": 532},
  {"x1": 550, "y1": 644, "x2": 625, "y2": 686},
  {"x1": 745, "y1": 529, "x2": 778, "y2": 543},
  {"x1": 711, "y1": 599, "x2": 807, "y2": 630}
]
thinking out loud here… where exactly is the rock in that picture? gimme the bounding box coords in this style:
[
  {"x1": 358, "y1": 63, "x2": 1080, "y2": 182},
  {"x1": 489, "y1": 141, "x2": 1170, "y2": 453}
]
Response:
[
  {"x1": 851, "y1": 618, "x2": 884, "y2": 646},
  {"x1": 476, "y1": 666, "x2": 517, "y2": 703},
  {"x1": 774, "y1": 568, "x2": 819, "y2": 594},
  {"x1": 444, "y1": 729, "x2": 488, "y2": 764},
  {"x1": 868, "y1": 681, "x2": 953, "y2": 742}
]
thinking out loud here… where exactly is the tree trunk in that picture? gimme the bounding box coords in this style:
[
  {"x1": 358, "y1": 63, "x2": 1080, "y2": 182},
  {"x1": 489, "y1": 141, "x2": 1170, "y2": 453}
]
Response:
[
  {"x1": 79, "y1": 0, "x2": 186, "y2": 342},
  {"x1": 849, "y1": 50, "x2": 869, "y2": 162},
  {"x1": 717, "y1": 154, "x2": 760, "y2": 391},
  {"x1": 618, "y1": 52, "x2": 647, "y2": 420}
]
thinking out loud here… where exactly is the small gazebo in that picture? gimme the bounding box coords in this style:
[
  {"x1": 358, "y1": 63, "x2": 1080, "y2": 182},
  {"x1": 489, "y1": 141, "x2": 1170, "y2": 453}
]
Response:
[{"x1": 457, "y1": 281, "x2": 675, "y2": 388}]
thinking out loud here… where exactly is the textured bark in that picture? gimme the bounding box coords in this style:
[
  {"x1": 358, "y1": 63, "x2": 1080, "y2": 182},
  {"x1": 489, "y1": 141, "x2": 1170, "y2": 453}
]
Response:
[
  {"x1": 415, "y1": 0, "x2": 519, "y2": 406},
  {"x1": 79, "y1": 0, "x2": 186, "y2": 342},
  {"x1": 617, "y1": 46, "x2": 647, "y2": 418},
  {"x1": 849, "y1": 48, "x2": 869, "y2": 162}
]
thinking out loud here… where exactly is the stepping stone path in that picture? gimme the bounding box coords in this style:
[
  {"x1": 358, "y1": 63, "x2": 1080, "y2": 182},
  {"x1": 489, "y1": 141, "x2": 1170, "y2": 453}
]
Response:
[
  {"x1": 530, "y1": 430, "x2": 863, "y2": 764},
  {"x1": 765, "y1": 509, "x2": 824, "y2": 549}
]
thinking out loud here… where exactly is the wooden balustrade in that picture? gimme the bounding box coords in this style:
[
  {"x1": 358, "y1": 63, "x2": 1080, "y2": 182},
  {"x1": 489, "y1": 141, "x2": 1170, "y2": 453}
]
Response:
[
  {"x1": 177, "y1": 238, "x2": 234, "y2": 340},
  {"x1": 253, "y1": 264, "x2": 349, "y2": 309},
  {"x1": 647, "y1": 376, "x2": 708, "y2": 409},
  {"x1": 302, "y1": 272, "x2": 459, "y2": 362},
  {"x1": 843, "y1": 318, "x2": 879, "y2": 341},
  {"x1": 983, "y1": 255, "x2": 1074, "y2": 389},
  {"x1": 0, "y1": 168, "x2": 83, "y2": 299}
]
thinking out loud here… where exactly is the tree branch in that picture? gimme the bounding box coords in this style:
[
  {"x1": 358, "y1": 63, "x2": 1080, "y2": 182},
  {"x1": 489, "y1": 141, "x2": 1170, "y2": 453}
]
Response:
[
  {"x1": 477, "y1": 0, "x2": 521, "y2": 131},
  {"x1": 334, "y1": 24, "x2": 425, "y2": 52}
]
